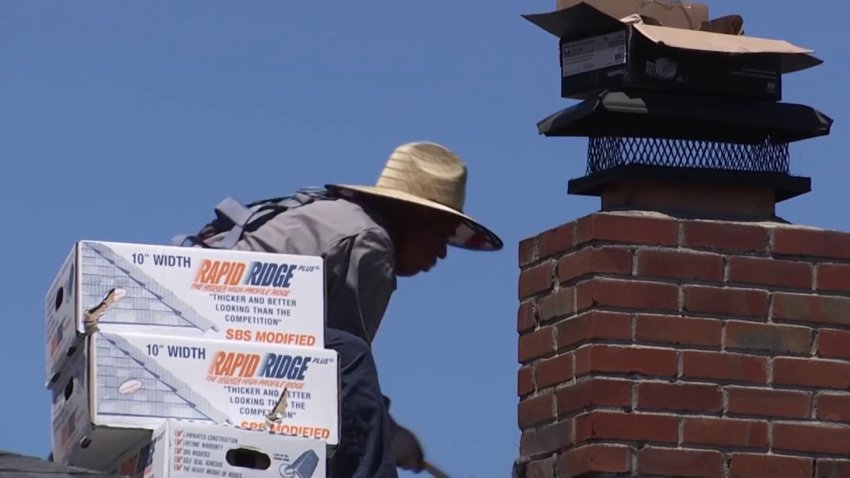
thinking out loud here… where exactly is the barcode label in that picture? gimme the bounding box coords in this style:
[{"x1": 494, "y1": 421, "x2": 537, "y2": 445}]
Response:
[{"x1": 561, "y1": 30, "x2": 627, "y2": 78}]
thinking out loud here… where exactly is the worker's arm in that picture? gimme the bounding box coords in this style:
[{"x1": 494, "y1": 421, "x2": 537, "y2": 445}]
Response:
[
  {"x1": 348, "y1": 229, "x2": 425, "y2": 471},
  {"x1": 386, "y1": 403, "x2": 425, "y2": 472},
  {"x1": 393, "y1": 421, "x2": 425, "y2": 471},
  {"x1": 345, "y1": 227, "x2": 397, "y2": 343}
]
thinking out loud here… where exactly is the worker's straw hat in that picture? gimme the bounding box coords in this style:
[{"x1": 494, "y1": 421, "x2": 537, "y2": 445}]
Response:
[{"x1": 327, "y1": 142, "x2": 502, "y2": 251}]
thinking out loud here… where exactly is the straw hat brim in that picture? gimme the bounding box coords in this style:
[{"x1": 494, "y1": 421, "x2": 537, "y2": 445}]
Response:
[{"x1": 326, "y1": 184, "x2": 503, "y2": 251}]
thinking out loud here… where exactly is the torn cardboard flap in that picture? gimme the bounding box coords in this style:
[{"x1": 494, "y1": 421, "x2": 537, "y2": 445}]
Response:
[
  {"x1": 700, "y1": 15, "x2": 744, "y2": 35},
  {"x1": 524, "y1": 2, "x2": 822, "y2": 74},
  {"x1": 636, "y1": 23, "x2": 813, "y2": 58},
  {"x1": 556, "y1": 0, "x2": 709, "y2": 30}
]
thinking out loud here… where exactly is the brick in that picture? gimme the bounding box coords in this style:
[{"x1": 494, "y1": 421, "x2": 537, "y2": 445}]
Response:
[
  {"x1": 816, "y1": 393, "x2": 850, "y2": 424},
  {"x1": 575, "y1": 411, "x2": 677, "y2": 444},
  {"x1": 729, "y1": 454, "x2": 813, "y2": 478},
  {"x1": 682, "y1": 220, "x2": 768, "y2": 253},
  {"x1": 636, "y1": 314, "x2": 721, "y2": 347},
  {"x1": 520, "y1": 419, "x2": 572, "y2": 457},
  {"x1": 682, "y1": 417, "x2": 768, "y2": 448},
  {"x1": 774, "y1": 293, "x2": 850, "y2": 326},
  {"x1": 636, "y1": 249, "x2": 724, "y2": 281},
  {"x1": 538, "y1": 223, "x2": 575, "y2": 259},
  {"x1": 518, "y1": 365, "x2": 534, "y2": 397},
  {"x1": 773, "y1": 423, "x2": 850, "y2": 455},
  {"x1": 774, "y1": 227, "x2": 850, "y2": 260},
  {"x1": 638, "y1": 382, "x2": 722, "y2": 413},
  {"x1": 727, "y1": 256, "x2": 812, "y2": 289},
  {"x1": 518, "y1": 327, "x2": 554, "y2": 364},
  {"x1": 683, "y1": 286, "x2": 769, "y2": 318},
  {"x1": 725, "y1": 321, "x2": 812, "y2": 355},
  {"x1": 727, "y1": 387, "x2": 811, "y2": 419},
  {"x1": 637, "y1": 447, "x2": 723, "y2": 478},
  {"x1": 519, "y1": 429, "x2": 536, "y2": 457},
  {"x1": 773, "y1": 357, "x2": 850, "y2": 390},
  {"x1": 556, "y1": 311, "x2": 632, "y2": 350},
  {"x1": 682, "y1": 351, "x2": 768, "y2": 384},
  {"x1": 519, "y1": 236, "x2": 537, "y2": 267},
  {"x1": 536, "y1": 354, "x2": 573, "y2": 389},
  {"x1": 557, "y1": 444, "x2": 632, "y2": 477},
  {"x1": 524, "y1": 456, "x2": 556, "y2": 478},
  {"x1": 518, "y1": 392, "x2": 554, "y2": 429},
  {"x1": 537, "y1": 287, "x2": 575, "y2": 323},
  {"x1": 818, "y1": 329, "x2": 850, "y2": 359},
  {"x1": 558, "y1": 246, "x2": 632, "y2": 284},
  {"x1": 557, "y1": 378, "x2": 632, "y2": 416},
  {"x1": 576, "y1": 278, "x2": 679, "y2": 312},
  {"x1": 519, "y1": 262, "x2": 553, "y2": 299},
  {"x1": 517, "y1": 302, "x2": 535, "y2": 333},
  {"x1": 816, "y1": 263, "x2": 850, "y2": 292},
  {"x1": 576, "y1": 213, "x2": 678, "y2": 247},
  {"x1": 816, "y1": 460, "x2": 850, "y2": 478},
  {"x1": 575, "y1": 345, "x2": 677, "y2": 378}
]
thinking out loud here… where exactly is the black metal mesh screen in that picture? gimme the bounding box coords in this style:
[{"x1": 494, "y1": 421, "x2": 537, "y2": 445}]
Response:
[{"x1": 587, "y1": 137, "x2": 790, "y2": 175}]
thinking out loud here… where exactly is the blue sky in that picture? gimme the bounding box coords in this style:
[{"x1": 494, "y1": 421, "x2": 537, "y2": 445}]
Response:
[{"x1": 1, "y1": 1, "x2": 848, "y2": 477}]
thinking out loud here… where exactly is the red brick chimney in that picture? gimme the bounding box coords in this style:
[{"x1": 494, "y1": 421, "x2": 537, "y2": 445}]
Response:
[
  {"x1": 516, "y1": 202, "x2": 850, "y2": 477},
  {"x1": 516, "y1": 2, "x2": 840, "y2": 475}
]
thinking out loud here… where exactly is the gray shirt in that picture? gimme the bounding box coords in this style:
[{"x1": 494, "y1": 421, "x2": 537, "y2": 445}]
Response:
[{"x1": 227, "y1": 198, "x2": 397, "y2": 343}]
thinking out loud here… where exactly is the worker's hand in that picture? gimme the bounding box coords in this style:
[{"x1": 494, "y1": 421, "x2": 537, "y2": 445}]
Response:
[{"x1": 392, "y1": 422, "x2": 425, "y2": 472}]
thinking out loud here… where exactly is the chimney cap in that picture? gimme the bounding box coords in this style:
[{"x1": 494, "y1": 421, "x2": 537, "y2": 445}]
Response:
[
  {"x1": 568, "y1": 163, "x2": 810, "y2": 203},
  {"x1": 538, "y1": 90, "x2": 833, "y2": 144}
]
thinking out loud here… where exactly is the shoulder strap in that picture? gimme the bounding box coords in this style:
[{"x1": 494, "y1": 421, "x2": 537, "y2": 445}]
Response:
[{"x1": 173, "y1": 187, "x2": 335, "y2": 249}]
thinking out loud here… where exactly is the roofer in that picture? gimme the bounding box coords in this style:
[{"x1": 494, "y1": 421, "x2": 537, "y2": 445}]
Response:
[{"x1": 183, "y1": 142, "x2": 502, "y2": 477}]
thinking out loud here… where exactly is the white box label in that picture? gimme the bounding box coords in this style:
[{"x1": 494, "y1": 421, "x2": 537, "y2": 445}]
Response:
[
  {"x1": 92, "y1": 332, "x2": 339, "y2": 444},
  {"x1": 561, "y1": 30, "x2": 627, "y2": 77},
  {"x1": 46, "y1": 241, "x2": 326, "y2": 382},
  {"x1": 50, "y1": 331, "x2": 339, "y2": 466},
  {"x1": 108, "y1": 421, "x2": 327, "y2": 478}
]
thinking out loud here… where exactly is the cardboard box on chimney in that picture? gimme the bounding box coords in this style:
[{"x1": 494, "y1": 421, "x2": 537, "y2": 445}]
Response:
[{"x1": 524, "y1": 0, "x2": 822, "y2": 101}]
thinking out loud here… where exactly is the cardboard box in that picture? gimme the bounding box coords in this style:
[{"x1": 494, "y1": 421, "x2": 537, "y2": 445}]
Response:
[
  {"x1": 107, "y1": 421, "x2": 326, "y2": 478},
  {"x1": 51, "y1": 344, "x2": 149, "y2": 468},
  {"x1": 556, "y1": 0, "x2": 709, "y2": 30},
  {"x1": 46, "y1": 241, "x2": 326, "y2": 383},
  {"x1": 524, "y1": 2, "x2": 822, "y2": 100},
  {"x1": 51, "y1": 331, "x2": 339, "y2": 468}
]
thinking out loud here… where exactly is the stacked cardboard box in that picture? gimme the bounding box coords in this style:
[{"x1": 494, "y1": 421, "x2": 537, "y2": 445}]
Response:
[
  {"x1": 106, "y1": 421, "x2": 327, "y2": 478},
  {"x1": 45, "y1": 240, "x2": 337, "y2": 477}
]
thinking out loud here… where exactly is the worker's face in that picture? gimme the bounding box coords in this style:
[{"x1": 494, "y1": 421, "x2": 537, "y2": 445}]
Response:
[{"x1": 394, "y1": 209, "x2": 459, "y2": 277}]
